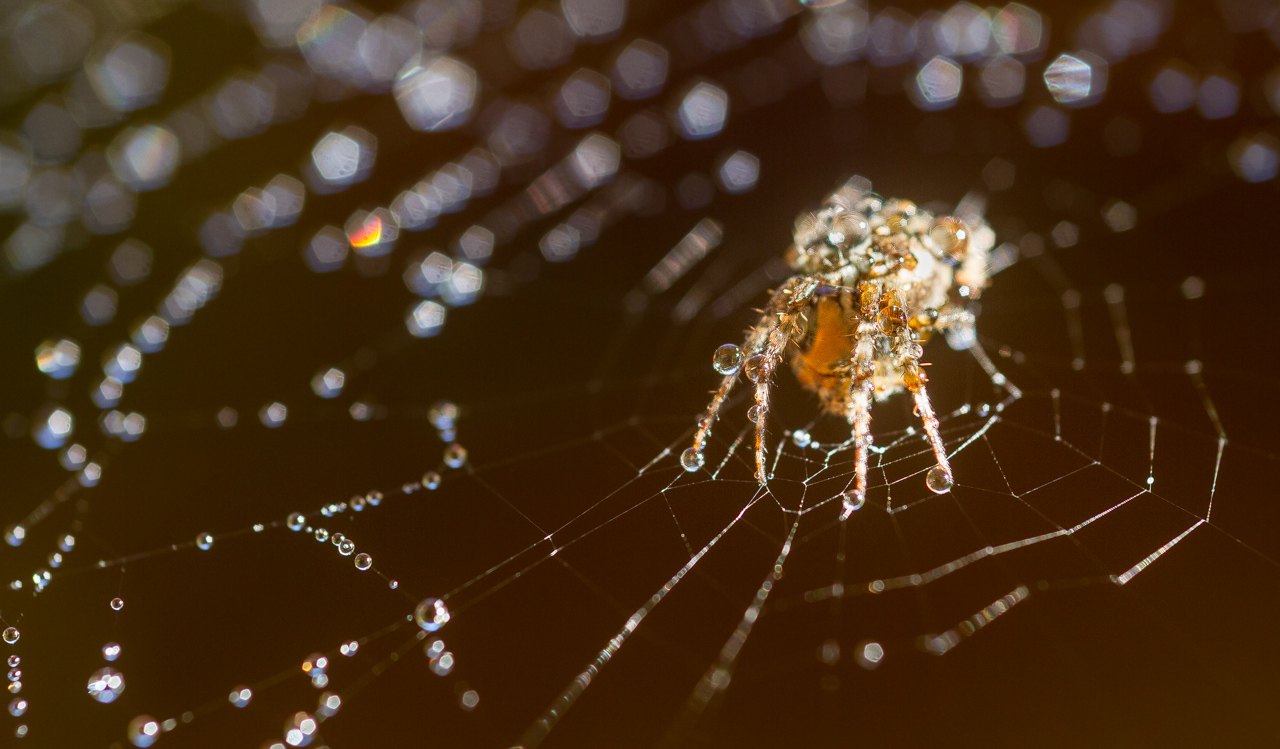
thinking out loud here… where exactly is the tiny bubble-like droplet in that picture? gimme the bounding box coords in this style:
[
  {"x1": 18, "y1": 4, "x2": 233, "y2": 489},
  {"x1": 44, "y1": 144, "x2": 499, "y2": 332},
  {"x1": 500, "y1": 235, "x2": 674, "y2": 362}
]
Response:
[
  {"x1": 102, "y1": 643, "x2": 121, "y2": 661},
  {"x1": 314, "y1": 528, "x2": 330, "y2": 542},
  {"x1": 414, "y1": 598, "x2": 451, "y2": 632},
  {"x1": 841, "y1": 490, "x2": 865, "y2": 514},
  {"x1": 925, "y1": 465, "x2": 953, "y2": 494},
  {"x1": 366, "y1": 491, "x2": 383, "y2": 506},
  {"x1": 422, "y1": 471, "x2": 441, "y2": 490},
  {"x1": 792, "y1": 429, "x2": 812, "y2": 447},
  {"x1": 196, "y1": 533, "x2": 213, "y2": 550},
  {"x1": 6, "y1": 656, "x2": 17, "y2": 668},
  {"x1": 680, "y1": 447, "x2": 704, "y2": 472},
  {"x1": 338, "y1": 539, "x2": 355, "y2": 556},
  {"x1": 126, "y1": 714, "x2": 158, "y2": 747},
  {"x1": 747, "y1": 405, "x2": 762, "y2": 424},
  {"x1": 287, "y1": 512, "x2": 306, "y2": 530},
  {"x1": 354, "y1": 553, "x2": 372, "y2": 570},
  {"x1": 110, "y1": 597, "x2": 123, "y2": 611},
  {"x1": 443, "y1": 443, "x2": 468, "y2": 468},
  {"x1": 712, "y1": 344, "x2": 742, "y2": 375},
  {"x1": 8, "y1": 697, "x2": 27, "y2": 717},
  {"x1": 744, "y1": 354, "x2": 766, "y2": 383}
]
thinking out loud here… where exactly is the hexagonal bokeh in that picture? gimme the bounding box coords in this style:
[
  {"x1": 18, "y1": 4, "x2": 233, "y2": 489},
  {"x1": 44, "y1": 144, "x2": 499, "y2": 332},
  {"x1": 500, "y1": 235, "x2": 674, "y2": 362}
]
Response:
[
  {"x1": 1043, "y1": 52, "x2": 1107, "y2": 106},
  {"x1": 485, "y1": 102, "x2": 550, "y2": 166},
  {"x1": 1196, "y1": 74, "x2": 1239, "y2": 120},
  {"x1": 311, "y1": 367, "x2": 345, "y2": 399},
  {"x1": 85, "y1": 32, "x2": 171, "y2": 113},
  {"x1": 81, "y1": 284, "x2": 118, "y2": 326},
  {"x1": 248, "y1": 0, "x2": 322, "y2": 47},
  {"x1": 802, "y1": 3, "x2": 869, "y2": 66},
  {"x1": 978, "y1": 56, "x2": 1026, "y2": 107},
  {"x1": 359, "y1": 15, "x2": 423, "y2": 89},
  {"x1": 297, "y1": 4, "x2": 368, "y2": 79},
  {"x1": 206, "y1": 74, "x2": 276, "y2": 140},
  {"x1": 35, "y1": 339, "x2": 81, "y2": 379},
  {"x1": 22, "y1": 98, "x2": 82, "y2": 165},
  {"x1": 508, "y1": 4, "x2": 575, "y2": 71},
  {"x1": 570, "y1": 133, "x2": 621, "y2": 189},
  {"x1": 406, "y1": 300, "x2": 446, "y2": 337},
  {"x1": 395, "y1": 55, "x2": 478, "y2": 132},
  {"x1": 1148, "y1": 61, "x2": 1197, "y2": 113},
  {"x1": 403, "y1": 251, "x2": 454, "y2": 297},
  {"x1": 1228, "y1": 133, "x2": 1279, "y2": 183},
  {"x1": 716, "y1": 150, "x2": 760, "y2": 194},
  {"x1": 345, "y1": 207, "x2": 400, "y2": 257},
  {"x1": 673, "y1": 81, "x2": 729, "y2": 140},
  {"x1": 556, "y1": 69, "x2": 611, "y2": 128},
  {"x1": 991, "y1": 2, "x2": 1046, "y2": 58},
  {"x1": 108, "y1": 239, "x2": 152, "y2": 286},
  {"x1": 11, "y1": 0, "x2": 95, "y2": 84},
  {"x1": 308, "y1": 127, "x2": 376, "y2": 191},
  {"x1": 612, "y1": 39, "x2": 668, "y2": 100},
  {"x1": 912, "y1": 56, "x2": 963, "y2": 109},
  {"x1": 561, "y1": 0, "x2": 626, "y2": 41},
  {"x1": 618, "y1": 109, "x2": 669, "y2": 159},
  {"x1": 304, "y1": 226, "x2": 349, "y2": 273},
  {"x1": 265, "y1": 174, "x2": 306, "y2": 228},
  {"x1": 407, "y1": 0, "x2": 482, "y2": 52},
  {"x1": 108, "y1": 124, "x2": 181, "y2": 191}
]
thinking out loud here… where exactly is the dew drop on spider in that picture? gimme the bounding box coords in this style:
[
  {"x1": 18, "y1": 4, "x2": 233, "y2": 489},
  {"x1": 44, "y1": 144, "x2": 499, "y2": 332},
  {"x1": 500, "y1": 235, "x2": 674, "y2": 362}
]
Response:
[
  {"x1": 443, "y1": 444, "x2": 468, "y2": 469},
  {"x1": 287, "y1": 512, "x2": 306, "y2": 531},
  {"x1": 747, "y1": 405, "x2": 762, "y2": 423},
  {"x1": 354, "y1": 553, "x2": 372, "y2": 571},
  {"x1": 680, "y1": 447, "x2": 705, "y2": 472},
  {"x1": 338, "y1": 539, "x2": 355, "y2": 556},
  {"x1": 744, "y1": 354, "x2": 766, "y2": 383},
  {"x1": 712, "y1": 344, "x2": 743, "y2": 375},
  {"x1": 841, "y1": 491, "x2": 865, "y2": 515},
  {"x1": 792, "y1": 429, "x2": 812, "y2": 447},
  {"x1": 314, "y1": 528, "x2": 330, "y2": 542},
  {"x1": 925, "y1": 466, "x2": 954, "y2": 494}
]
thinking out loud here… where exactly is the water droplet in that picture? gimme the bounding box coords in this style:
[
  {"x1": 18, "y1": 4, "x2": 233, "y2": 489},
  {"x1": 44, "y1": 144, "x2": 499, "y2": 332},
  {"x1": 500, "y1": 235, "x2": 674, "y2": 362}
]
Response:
[
  {"x1": 389, "y1": 580, "x2": 399, "y2": 589},
  {"x1": 110, "y1": 597, "x2": 124, "y2": 611},
  {"x1": 747, "y1": 405, "x2": 762, "y2": 424},
  {"x1": 196, "y1": 532, "x2": 213, "y2": 550},
  {"x1": 7, "y1": 669, "x2": 19, "y2": 682},
  {"x1": 414, "y1": 598, "x2": 451, "y2": 632},
  {"x1": 925, "y1": 466, "x2": 953, "y2": 494},
  {"x1": 252, "y1": 524, "x2": 264, "y2": 532},
  {"x1": 7, "y1": 681, "x2": 20, "y2": 694},
  {"x1": 712, "y1": 343, "x2": 742, "y2": 375},
  {"x1": 366, "y1": 490, "x2": 383, "y2": 506},
  {"x1": 354, "y1": 552, "x2": 372, "y2": 570},
  {"x1": 330, "y1": 532, "x2": 345, "y2": 547},
  {"x1": 338, "y1": 539, "x2": 355, "y2": 556},
  {"x1": 8, "y1": 697, "x2": 26, "y2": 717},
  {"x1": 744, "y1": 354, "x2": 766, "y2": 383},
  {"x1": 102, "y1": 643, "x2": 121, "y2": 661},
  {"x1": 443, "y1": 443, "x2": 468, "y2": 468},
  {"x1": 350, "y1": 495, "x2": 366, "y2": 511},
  {"x1": 792, "y1": 429, "x2": 812, "y2": 448},
  {"x1": 314, "y1": 528, "x2": 330, "y2": 542},
  {"x1": 428, "y1": 400, "x2": 458, "y2": 431},
  {"x1": 287, "y1": 513, "x2": 306, "y2": 531},
  {"x1": 126, "y1": 714, "x2": 159, "y2": 747},
  {"x1": 3, "y1": 628, "x2": 20, "y2": 645},
  {"x1": 429, "y1": 651, "x2": 455, "y2": 676},
  {"x1": 228, "y1": 686, "x2": 252, "y2": 708},
  {"x1": 301, "y1": 653, "x2": 328, "y2": 676},
  {"x1": 6, "y1": 657, "x2": 17, "y2": 668},
  {"x1": 422, "y1": 471, "x2": 441, "y2": 490},
  {"x1": 841, "y1": 490, "x2": 865, "y2": 515},
  {"x1": 87, "y1": 667, "x2": 125, "y2": 703},
  {"x1": 680, "y1": 447, "x2": 704, "y2": 472}
]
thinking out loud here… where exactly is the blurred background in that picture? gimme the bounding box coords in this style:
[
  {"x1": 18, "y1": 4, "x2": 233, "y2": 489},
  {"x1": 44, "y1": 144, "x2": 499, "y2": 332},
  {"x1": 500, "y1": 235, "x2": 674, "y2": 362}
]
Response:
[{"x1": 1, "y1": 0, "x2": 1279, "y2": 746}]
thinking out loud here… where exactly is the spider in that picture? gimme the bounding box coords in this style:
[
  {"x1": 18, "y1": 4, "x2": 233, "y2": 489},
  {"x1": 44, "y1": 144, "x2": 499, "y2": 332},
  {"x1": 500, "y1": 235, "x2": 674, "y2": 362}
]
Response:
[{"x1": 681, "y1": 177, "x2": 1013, "y2": 518}]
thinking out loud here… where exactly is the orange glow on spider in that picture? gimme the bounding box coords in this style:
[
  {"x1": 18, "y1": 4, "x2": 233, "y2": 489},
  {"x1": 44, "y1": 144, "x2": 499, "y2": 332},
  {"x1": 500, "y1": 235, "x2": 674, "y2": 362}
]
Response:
[{"x1": 348, "y1": 216, "x2": 382, "y2": 247}]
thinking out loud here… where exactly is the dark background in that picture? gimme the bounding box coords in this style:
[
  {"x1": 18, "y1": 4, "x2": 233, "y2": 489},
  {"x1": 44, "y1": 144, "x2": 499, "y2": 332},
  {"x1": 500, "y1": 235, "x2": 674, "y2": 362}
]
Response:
[{"x1": 2, "y1": 0, "x2": 1280, "y2": 746}]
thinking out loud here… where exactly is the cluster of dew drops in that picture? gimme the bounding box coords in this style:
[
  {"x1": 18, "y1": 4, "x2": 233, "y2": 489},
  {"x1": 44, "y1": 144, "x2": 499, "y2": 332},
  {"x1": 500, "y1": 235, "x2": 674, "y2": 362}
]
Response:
[{"x1": 2, "y1": 401, "x2": 471, "y2": 744}]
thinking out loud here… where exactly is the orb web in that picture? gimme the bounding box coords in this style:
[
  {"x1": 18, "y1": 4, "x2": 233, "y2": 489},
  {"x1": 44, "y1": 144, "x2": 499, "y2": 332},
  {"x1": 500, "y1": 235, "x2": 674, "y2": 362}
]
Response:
[{"x1": 0, "y1": 1, "x2": 1278, "y2": 746}]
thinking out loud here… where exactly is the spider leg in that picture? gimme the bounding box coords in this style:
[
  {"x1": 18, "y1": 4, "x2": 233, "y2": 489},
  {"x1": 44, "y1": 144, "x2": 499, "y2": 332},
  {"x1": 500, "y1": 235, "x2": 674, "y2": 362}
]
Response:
[
  {"x1": 686, "y1": 279, "x2": 811, "y2": 477},
  {"x1": 841, "y1": 317, "x2": 880, "y2": 520},
  {"x1": 909, "y1": 375, "x2": 954, "y2": 494}
]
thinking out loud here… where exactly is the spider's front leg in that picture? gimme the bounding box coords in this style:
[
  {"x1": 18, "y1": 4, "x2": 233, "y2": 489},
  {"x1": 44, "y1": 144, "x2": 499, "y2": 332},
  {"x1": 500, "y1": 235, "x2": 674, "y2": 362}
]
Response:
[
  {"x1": 841, "y1": 282, "x2": 882, "y2": 519},
  {"x1": 683, "y1": 278, "x2": 814, "y2": 482}
]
